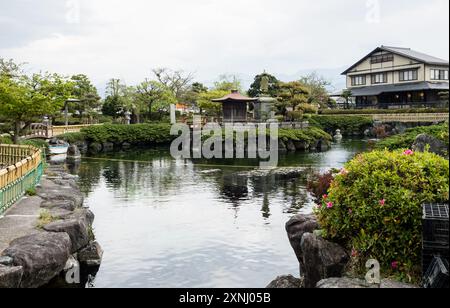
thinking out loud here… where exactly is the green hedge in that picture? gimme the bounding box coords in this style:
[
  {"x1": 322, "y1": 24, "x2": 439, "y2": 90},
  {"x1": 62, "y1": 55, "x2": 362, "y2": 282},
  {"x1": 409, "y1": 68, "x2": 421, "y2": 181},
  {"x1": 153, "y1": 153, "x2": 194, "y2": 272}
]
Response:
[
  {"x1": 375, "y1": 123, "x2": 449, "y2": 151},
  {"x1": 320, "y1": 108, "x2": 449, "y2": 115},
  {"x1": 278, "y1": 127, "x2": 332, "y2": 143},
  {"x1": 310, "y1": 115, "x2": 374, "y2": 135},
  {"x1": 58, "y1": 132, "x2": 87, "y2": 144},
  {"x1": 0, "y1": 135, "x2": 12, "y2": 144},
  {"x1": 81, "y1": 124, "x2": 174, "y2": 145},
  {"x1": 316, "y1": 149, "x2": 449, "y2": 282}
]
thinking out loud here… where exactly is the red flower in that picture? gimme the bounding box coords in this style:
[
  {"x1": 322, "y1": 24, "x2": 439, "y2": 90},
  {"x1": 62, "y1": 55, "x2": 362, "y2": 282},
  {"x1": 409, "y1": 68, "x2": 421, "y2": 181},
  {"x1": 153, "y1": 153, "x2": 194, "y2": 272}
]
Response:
[
  {"x1": 391, "y1": 261, "x2": 399, "y2": 270},
  {"x1": 379, "y1": 199, "x2": 386, "y2": 206},
  {"x1": 327, "y1": 202, "x2": 334, "y2": 209}
]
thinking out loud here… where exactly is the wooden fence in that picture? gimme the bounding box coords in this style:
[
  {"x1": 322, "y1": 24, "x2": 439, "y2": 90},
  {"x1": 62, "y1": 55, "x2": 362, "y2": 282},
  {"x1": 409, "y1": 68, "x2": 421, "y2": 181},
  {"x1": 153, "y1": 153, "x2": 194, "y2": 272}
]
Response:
[{"x1": 0, "y1": 144, "x2": 44, "y2": 215}]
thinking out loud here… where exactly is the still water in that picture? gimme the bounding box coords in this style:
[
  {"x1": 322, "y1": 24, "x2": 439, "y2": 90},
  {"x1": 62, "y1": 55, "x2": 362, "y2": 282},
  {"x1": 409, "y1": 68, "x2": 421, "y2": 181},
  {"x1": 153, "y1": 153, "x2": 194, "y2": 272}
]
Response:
[{"x1": 68, "y1": 139, "x2": 367, "y2": 288}]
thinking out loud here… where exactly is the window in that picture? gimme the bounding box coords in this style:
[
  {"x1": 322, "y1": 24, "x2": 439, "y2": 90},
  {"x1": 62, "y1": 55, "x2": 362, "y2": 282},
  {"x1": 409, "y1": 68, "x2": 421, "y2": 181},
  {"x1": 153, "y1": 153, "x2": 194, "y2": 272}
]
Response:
[
  {"x1": 431, "y1": 69, "x2": 449, "y2": 80},
  {"x1": 371, "y1": 53, "x2": 394, "y2": 64},
  {"x1": 351, "y1": 75, "x2": 366, "y2": 86},
  {"x1": 371, "y1": 73, "x2": 387, "y2": 84},
  {"x1": 399, "y1": 70, "x2": 418, "y2": 82}
]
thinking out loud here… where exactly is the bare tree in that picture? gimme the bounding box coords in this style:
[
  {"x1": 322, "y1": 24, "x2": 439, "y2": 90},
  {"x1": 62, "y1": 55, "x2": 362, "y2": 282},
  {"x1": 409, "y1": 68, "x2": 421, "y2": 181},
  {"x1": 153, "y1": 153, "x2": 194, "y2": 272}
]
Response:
[{"x1": 152, "y1": 68, "x2": 195, "y2": 100}]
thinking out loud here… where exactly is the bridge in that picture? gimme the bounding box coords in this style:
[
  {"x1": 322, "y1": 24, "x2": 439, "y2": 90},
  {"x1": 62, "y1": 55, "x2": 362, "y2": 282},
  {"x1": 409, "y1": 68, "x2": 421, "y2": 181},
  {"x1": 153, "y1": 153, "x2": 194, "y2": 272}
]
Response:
[{"x1": 21, "y1": 124, "x2": 98, "y2": 140}]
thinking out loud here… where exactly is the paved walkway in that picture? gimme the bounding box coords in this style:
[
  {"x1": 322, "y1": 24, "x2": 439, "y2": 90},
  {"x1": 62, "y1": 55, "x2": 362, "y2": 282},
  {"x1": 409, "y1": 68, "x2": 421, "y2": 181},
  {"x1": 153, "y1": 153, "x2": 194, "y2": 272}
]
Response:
[{"x1": 0, "y1": 196, "x2": 42, "y2": 253}]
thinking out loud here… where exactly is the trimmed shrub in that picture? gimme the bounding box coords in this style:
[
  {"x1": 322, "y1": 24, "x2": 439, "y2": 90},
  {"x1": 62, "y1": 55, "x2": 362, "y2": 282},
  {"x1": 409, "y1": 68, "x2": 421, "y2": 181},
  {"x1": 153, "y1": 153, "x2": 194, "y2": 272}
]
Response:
[
  {"x1": 375, "y1": 123, "x2": 449, "y2": 151},
  {"x1": 307, "y1": 170, "x2": 337, "y2": 204},
  {"x1": 310, "y1": 115, "x2": 373, "y2": 135},
  {"x1": 0, "y1": 135, "x2": 13, "y2": 144},
  {"x1": 58, "y1": 132, "x2": 86, "y2": 144},
  {"x1": 278, "y1": 127, "x2": 332, "y2": 143},
  {"x1": 316, "y1": 149, "x2": 449, "y2": 281},
  {"x1": 81, "y1": 123, "x2": 174, "y2": 145}
]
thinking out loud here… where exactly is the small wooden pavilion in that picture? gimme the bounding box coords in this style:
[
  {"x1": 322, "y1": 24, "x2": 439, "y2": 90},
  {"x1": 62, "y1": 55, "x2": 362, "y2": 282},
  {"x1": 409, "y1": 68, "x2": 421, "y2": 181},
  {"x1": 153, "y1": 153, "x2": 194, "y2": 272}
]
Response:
[{"x1": 212, "y1": 90, "x2": 257, "y2": 123}]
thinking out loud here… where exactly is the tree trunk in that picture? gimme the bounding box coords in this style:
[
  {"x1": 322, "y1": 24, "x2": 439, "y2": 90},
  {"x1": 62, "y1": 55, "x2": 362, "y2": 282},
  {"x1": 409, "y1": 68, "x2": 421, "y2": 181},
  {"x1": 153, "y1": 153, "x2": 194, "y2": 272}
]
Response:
[{"x1": 13, "y1": 121, "x2": 21, "y2": 144}]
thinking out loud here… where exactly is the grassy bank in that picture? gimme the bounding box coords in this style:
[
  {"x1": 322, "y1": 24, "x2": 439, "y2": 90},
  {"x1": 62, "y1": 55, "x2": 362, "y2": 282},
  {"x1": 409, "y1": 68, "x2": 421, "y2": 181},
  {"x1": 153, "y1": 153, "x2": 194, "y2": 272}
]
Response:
[
  {"x1": 309, "y1": 115, "x2": 374, "y2": 135},
  {"x1": 375, "y1": 123, "x2": 449, "y2": 151}
]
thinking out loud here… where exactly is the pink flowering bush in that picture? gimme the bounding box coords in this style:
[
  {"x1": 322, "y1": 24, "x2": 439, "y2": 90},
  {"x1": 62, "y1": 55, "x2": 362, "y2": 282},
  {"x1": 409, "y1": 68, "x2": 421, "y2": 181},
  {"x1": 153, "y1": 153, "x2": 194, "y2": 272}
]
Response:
[{"x1": 316, "y1": 149, "x2": 449, "y2": 279}]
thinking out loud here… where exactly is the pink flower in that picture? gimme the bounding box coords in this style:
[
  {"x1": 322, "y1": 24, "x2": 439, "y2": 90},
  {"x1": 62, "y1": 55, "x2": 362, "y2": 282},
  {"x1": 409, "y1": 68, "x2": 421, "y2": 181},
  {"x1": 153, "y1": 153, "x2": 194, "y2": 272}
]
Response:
[
  {"x1": 351, "y1": 249, "x2": 358, "y2": 258},
  {"x1": 316, "y1": 204, "x2": 322, "y2": 209},
  {"x1": 322, "y1": 194, "x2": 328, "y2": 200},
  {"x1": 348, "y1": 208, "x2": 353, "y2": 214},
  {"x1": 403, "y1": 150, "x2": 414, "y2": 156},
  {"x1": 379, "y1": 199, "x2": 386, "y2": 206},
  {"x1": 326, "y1": 202, "x2": 334, "y2": 209},
  {"x1": 339, "y1": 168, "x2": 349, "y2": 176},
  {"x1": 391, "y1": 261, "x2": 399, "y2": 270}
]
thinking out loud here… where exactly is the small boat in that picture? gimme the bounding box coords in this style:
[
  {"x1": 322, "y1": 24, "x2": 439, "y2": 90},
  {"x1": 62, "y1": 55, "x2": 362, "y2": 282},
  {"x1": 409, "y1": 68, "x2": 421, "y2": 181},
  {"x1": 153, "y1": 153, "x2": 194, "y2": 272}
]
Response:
[{"x1": 48, "y1": 139, "x2": 69, "y2": 155}]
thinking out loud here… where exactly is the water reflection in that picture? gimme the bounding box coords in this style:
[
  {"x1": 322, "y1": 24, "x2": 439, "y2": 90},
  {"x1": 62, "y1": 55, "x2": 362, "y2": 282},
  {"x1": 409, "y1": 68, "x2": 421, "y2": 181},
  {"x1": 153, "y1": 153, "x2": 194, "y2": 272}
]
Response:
[{"x1": 68, "y1": 139, "x2": 367, "y2": 288}]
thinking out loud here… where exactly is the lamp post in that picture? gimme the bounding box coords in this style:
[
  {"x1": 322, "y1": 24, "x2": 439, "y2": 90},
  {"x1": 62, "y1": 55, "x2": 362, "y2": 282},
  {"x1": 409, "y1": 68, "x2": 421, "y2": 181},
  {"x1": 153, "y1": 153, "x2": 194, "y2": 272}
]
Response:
[{"x1": 124, "y1": 111, "x2": 132, "y2": 125}]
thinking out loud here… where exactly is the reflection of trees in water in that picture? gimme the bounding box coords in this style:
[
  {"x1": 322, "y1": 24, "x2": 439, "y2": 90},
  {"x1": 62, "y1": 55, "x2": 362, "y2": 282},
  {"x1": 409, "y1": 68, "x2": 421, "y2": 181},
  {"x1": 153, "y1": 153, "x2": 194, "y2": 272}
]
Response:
[
  {"x1": 219, "y1": 173, "x2": 249, "y2": 206},
  {"x1": 75, "y1": 157, "x2": 193, "y2": 200}
]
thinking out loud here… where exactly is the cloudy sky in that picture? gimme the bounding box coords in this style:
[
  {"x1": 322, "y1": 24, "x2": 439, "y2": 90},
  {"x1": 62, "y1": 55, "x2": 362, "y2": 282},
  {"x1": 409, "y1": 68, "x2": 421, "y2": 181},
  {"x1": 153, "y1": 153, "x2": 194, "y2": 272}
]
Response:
[{"x1": 1, "y1": 0, "x2": 449, "y2": 93}]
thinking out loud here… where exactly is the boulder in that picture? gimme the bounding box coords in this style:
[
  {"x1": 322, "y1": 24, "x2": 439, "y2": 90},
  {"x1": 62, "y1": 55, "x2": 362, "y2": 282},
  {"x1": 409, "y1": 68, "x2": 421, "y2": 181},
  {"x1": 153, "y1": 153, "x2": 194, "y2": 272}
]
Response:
[
  {"x1": 285, "y1": 214, "x2": 319, "y2": 272},
  {"x1": 0, "y1": 265, "x2": 23, "y2": 288},
  {"x1": 286, "y1": 140, "x2": 297, "y2": 152},
  {"x1": 41, "y1": 199, "x2": 77, "y2": 212},
  {"x1": 316, "y1": 277, "x2": 419, "y2": 289},
  {"x1": 69, "y1": 208, "x2": 95, "y2": 227},
  {"x1": 88, "y1": 143, "x2": 102, "y2": 154},
  {"x1": 300, "y1": 233, "x2": 349, "y2": 288},
  {"x1": 67, "y1": 145, "x2": 81, "y2": 158},
  {"x1": 78, "y1": 241, "x2": 103, "y2": 267},
  {"x1": 316, "y1": 277, "x2": 373, "y2": 289},
  {"x1": 380, "y1": 279, "x2": 419, "y2": 289},
  {"x1": 0, "y1": 256, "x2": 14, "y2": 266},
  {"x1": 1, "y1": 232, "x2": 71, "y2": 288},
  {"x1": 294, "y1": 141, "x2": 309, "y2": 151},
  {"x1": 102, "y1": 142, "x2": 114, "y2": 152},
  {"x1": 278, "y1": 140, "x2": 287, "y2": 153},
  {"x1": 43, "y1": 218, "x2": 90, "y2": 253},
  {"x1": 412, "y1": 134, "x2": 448, "y2": 157},
  {"x1": 38, "y1": 189, "x2": 84, "y2": 209},
  {"x1": 266, "y1": 275, "x2": 303, "y2": 288}
]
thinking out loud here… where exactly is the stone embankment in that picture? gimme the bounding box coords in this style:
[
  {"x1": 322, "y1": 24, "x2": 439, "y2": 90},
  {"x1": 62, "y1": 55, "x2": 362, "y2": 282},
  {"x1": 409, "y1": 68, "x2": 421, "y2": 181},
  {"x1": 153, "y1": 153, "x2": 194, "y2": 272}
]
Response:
[
  {"x1": 0, "y1": 165, "x2": 102, "y2": 288},
  {"x1": 266, "y1": 213, "x2": 418, "y2": 289}
]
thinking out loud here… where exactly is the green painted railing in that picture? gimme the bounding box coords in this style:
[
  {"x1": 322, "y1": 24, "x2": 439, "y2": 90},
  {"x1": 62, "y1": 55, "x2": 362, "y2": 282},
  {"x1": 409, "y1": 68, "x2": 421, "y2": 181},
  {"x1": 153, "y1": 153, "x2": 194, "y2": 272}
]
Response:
[{"x1": 0, "y1": 145, "x2": 44, "y2": 216}]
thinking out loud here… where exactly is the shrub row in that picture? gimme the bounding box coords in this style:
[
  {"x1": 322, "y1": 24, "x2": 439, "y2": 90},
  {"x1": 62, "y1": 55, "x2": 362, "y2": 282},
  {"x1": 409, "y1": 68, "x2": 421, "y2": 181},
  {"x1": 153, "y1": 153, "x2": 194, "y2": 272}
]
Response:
[
  {"x1": 309, "y1": 115, "x2": 374, "y2": 135},
  {"x1": 316, "y1": 149, "x2": 449, "y2": 282},
  {"x1": 80, "y1": 123, "x2": 174, "y2": 145},
  {"x1": 278, "y1": 126, "x2": 332, "y2": 143},
  {"x1": 375, "y1": 123, "x2": 449, "y2": 151}
]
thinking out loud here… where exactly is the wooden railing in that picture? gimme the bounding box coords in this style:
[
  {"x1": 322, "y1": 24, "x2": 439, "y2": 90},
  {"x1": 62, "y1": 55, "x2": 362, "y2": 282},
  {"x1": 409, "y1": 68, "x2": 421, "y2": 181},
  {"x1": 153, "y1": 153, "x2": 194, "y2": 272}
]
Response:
[
  {"x1": 0, "y1": 144, "x2": 44, "y2": 215},
  {"x1": 21, "y1": 123, "x2": 101, "y2": 140}
]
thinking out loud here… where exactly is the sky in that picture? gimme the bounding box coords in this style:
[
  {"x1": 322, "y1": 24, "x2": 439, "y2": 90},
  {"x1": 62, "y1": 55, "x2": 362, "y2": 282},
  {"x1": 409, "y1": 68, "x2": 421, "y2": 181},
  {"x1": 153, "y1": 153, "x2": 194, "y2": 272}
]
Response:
[{"x1": 0, "y1": 0, "x2": 449, "y2": 95}]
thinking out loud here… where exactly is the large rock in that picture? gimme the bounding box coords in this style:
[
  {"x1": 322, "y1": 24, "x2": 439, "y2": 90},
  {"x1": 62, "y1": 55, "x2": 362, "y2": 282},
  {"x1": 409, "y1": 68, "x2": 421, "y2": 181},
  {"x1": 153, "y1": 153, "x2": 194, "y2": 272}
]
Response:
[
  {"x1": 294, "y1": 141, "x2": 309, "y2": 151},
  {"x1": 0, "y1": 265, "x2": 23, "y2": 288},
  {"x1": 412, "y1": 134, "x2": 448, "y2": 157},
  {"x1": 37, "y1": 189, "x2": 84, "y2": 209},
  {"x1": 266, "y1": 275, "x2": 303, "y2": 288},
  {"x1": 300, "y1": 233, "x2": 349, "y2": 288},
  {"x1": 286, "y1": 214, "x2": 319, "y2": 272},
  {"x1": 67, "y1": 144, "x2": 81, "y2": 158},
  {"x1": 78, "y1": 241, "x2": 103, "y2": 267},
  {"x1": 1, "y1": 232, "x2": 71, "y2": 288},
  {"x1": 316, "y1": 277, "x2": 418, "y2": 289},
  {"x1": 43, "y1": 218, "x2": 90, "y2": 253},
  {"x1": 286, "y1": 140, "x2": 297, "y2": 152},
  {"x1": 316, "y1": 277, "x2": 373, "y2": 288}
]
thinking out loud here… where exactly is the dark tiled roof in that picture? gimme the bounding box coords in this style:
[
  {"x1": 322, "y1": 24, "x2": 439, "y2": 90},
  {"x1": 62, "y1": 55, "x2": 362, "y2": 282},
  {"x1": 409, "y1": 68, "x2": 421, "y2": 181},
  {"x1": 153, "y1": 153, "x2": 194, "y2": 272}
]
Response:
[
  {"x1": 212, "y1": 90, "x2": 258, "y2": 102},
  {"x1": 342, "y1": 46, "x2": 449, "y2": 75},
  {"x1": 350, "y1": 82, "x2": 449, "y2": 96},
  {"x1": 382, "y1": 46, "x2": 449, "y2": 66}
]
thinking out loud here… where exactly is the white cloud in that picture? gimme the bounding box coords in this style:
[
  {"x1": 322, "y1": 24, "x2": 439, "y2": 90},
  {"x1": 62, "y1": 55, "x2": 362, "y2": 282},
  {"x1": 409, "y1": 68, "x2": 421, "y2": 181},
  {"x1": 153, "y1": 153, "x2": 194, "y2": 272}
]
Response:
[{"x1": 0, "y1": 0, "x2": 448, "y2": 92}]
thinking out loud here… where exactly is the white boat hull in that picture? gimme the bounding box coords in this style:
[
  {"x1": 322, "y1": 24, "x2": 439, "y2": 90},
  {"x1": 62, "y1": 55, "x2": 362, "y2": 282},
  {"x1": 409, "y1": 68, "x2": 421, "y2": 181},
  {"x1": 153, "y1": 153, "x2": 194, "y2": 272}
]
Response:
[{"x1": 49, "y1": 145, "x2": 69, "y2": 155}]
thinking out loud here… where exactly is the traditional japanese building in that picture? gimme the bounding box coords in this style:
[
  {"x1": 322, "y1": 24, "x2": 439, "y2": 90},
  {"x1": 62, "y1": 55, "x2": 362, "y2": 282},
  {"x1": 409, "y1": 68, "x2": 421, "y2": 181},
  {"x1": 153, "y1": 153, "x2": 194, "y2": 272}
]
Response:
[
  {"x1": 212, "y1": 90, "x2": 257, "y2": 123},
  {"x1": 342, "y1": 46, "x2": 449, "y2": 108}
]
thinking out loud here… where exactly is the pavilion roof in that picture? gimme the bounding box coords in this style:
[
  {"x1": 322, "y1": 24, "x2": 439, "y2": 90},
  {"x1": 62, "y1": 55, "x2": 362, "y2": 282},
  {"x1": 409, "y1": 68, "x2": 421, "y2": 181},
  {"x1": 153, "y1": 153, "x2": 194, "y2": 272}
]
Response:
[{"x1": 212, "y1": 90, "x2": 258, "y2": 103}]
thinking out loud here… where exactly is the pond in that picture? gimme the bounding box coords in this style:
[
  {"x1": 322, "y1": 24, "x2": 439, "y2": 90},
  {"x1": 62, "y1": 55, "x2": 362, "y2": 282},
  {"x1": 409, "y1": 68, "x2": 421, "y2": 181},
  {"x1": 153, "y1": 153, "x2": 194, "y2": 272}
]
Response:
[{"x1": 68, "y1": 139, "x2": 368, "y2": 288}]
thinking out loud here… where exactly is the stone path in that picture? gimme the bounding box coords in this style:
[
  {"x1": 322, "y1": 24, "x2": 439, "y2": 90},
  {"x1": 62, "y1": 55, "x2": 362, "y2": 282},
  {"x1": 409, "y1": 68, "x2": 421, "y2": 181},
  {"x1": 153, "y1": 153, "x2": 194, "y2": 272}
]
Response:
[{"x1": 0, "y1": 196, "x2": 42, "y2": 253}]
